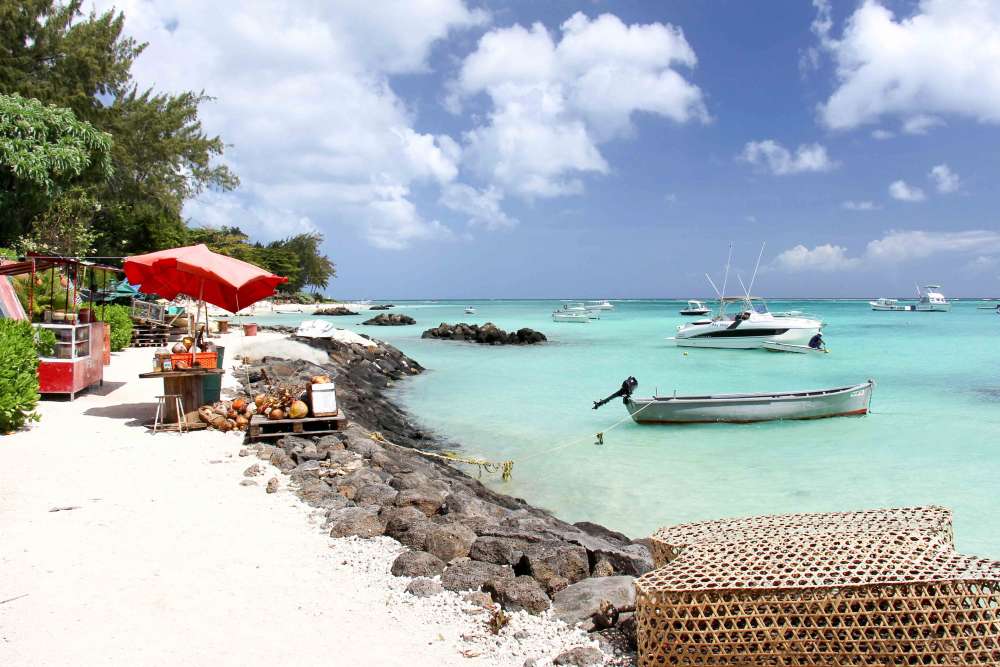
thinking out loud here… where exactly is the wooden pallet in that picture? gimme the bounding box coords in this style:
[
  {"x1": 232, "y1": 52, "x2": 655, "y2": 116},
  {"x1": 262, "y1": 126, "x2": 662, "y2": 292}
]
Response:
[{"x1": 248, "y1": 414, "x2": 348, "y2": 441}]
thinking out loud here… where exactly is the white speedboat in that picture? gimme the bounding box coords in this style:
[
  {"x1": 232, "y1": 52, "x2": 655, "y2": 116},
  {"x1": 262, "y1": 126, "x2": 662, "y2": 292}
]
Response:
[
  {"x1": 869, "y1": 297, "x2": 912, "y2": 311},
  {"x1": 679, "y1": 300, "x2": 710, "y2": 316},
  {"x1": 552, "y1": 310, "x2": 589, "y2": 323},
  {"x1": 587, "y1": 300, "x2": 615, "y2": 311},
  {"x1": 915, "y1": 285, "x2": 950, "y2": 312},
  {"x1": 464, "y1": 306, "x2": 477, "y2": 315},
  {"x1": 560, "y1": 303, "x2": 599, "y2": 319},
  {"x1": 673, "y1": 296, "x2": 822, "y2": 349}
]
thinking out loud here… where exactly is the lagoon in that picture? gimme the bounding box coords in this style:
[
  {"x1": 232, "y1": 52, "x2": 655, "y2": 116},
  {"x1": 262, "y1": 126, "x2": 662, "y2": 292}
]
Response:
[{"x1": 254, "y1": 299, "x2": 1000, "y2": 557}]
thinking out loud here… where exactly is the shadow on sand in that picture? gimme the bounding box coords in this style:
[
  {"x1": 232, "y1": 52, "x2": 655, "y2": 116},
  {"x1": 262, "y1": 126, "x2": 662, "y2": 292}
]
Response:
[{"x1": 84, "y1": 402, "x2": 157, "y2": 428}]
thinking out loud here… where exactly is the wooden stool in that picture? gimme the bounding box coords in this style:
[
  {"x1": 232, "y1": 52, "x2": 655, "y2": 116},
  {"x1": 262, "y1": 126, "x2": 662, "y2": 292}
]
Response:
[{"x1": 154, "y1": 394, "x2": 186, "y2": 433}]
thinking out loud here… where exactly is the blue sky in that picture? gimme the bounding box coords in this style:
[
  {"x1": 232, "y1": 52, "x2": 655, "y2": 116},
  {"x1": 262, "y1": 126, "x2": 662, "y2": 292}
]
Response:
[{"x1": 101, "y1": 0, "x2": 1000, "y2": 298}]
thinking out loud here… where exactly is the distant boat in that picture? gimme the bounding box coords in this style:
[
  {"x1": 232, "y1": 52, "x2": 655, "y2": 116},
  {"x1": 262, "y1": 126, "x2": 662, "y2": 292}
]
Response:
[
  {"x1": 915, "y1": 285, "x2": 951, "y2": 312},
  {"x1": 464, "y1": 306, "x2": 477, "y2": 315},
  {"x1": 623, "y1": 380, "x2": 874, "y2": 424},
  {"x1": 870, "y1": 297, "x2": 912, "y2": 311},
  {"x1": 552, "y1": 310, "x2": 589, "y2": 323},
  {"x1": 587, "y1": 300, "x2": 615, "y2": 311},
  {"x1": 679, "y1": 300, "x2": 710, "y2": 316},
  {"x1": 560, "y1": 303, "x2": 599, "y2": 319}
]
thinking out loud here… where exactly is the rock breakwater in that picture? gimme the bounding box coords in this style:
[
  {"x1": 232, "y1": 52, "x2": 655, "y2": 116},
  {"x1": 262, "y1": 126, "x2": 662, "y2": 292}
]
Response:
[
  {"x1": 240, "y1": 334, "x2": 643, "y2": 663},
  {"x1": 422, "y1": 322, "x2": 546, "y2": 345}
]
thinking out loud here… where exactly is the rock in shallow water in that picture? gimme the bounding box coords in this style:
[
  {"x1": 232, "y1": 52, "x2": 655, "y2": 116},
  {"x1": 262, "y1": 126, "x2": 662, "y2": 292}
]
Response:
[
  {"x1": 421, "y1": 322, "x2": 546, "y2": 345},
  {"x1": 391, "y1": 550, "x2": 446, "y2": 578},
  {"x1": 363, "y1": 313, "x2": 415, "y2": 326}
]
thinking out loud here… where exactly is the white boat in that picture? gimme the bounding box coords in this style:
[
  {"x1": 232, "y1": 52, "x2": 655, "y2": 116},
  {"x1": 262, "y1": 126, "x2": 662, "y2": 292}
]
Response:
[
  {"x1": 679, "y1": 300, "x2": 710, "y2": 316},
  {"x1": 560, "y1": 303, "x2": 599, "y2": 319},
  {"x1": 464, "y1": 306, "x2": 477, "y2": 315},
  {"x1": 295, "y1": 319, "x2": 336, "y2": 338},
  {"x1": 586, "y1": 300, "x2": 615, "y2": 311},
  {"x1": 623, "y1": 380, "x2": 874, "y2": 424},
  {"x1": 761, "y1": 341, "x2": 829, "y2": 355},
  {"x1": 552, "y1": 310, "x2": 589, "y2": 323},
  {"x1": 915, "y1": 285, "x2": 950, "y2": 312},
  {"x1": 869, "y1": 297, "x2": 912, "y2": 311},
  {"x1": 673, "y1": 296, "x2": 822, "y2": 349}
]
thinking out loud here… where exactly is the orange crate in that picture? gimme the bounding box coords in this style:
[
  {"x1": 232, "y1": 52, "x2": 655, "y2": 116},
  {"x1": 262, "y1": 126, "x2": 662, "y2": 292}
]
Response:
[{"x1": 169, "y1": 352, "x2": 218, "y2": 369}]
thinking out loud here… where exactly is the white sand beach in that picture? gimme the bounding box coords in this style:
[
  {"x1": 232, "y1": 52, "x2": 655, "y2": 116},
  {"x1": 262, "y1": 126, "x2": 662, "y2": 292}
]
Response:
[{"x1": 0, "y1": 333, "x2": 593, "y2": 666}]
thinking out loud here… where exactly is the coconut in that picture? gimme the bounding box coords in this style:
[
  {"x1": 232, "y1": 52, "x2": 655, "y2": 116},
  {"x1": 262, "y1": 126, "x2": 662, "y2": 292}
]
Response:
[
  {"x1": 310, "y1": 375, "x2": 332, "y2": 385},
  {"x1": 232, "y1": 397, "x2": 247, "y2": 412},
  {"x1": 268, "y1": 408, "x2": 285, "y2": 420},
  {"x1": 287, "y1": 400, "x2": 308, "y2": 419},
  {"x1": 254, "y1": 394, "x2": 268, "y2": 409},
  {"x1": 235, "y1": 415, "x2": 249, "y2": 428}
]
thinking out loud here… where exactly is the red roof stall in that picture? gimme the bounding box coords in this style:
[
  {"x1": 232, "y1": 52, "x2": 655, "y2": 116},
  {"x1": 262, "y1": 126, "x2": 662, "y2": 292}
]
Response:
[{"x1": 0, "y1": 256, "x2": 118, "y2": 400}]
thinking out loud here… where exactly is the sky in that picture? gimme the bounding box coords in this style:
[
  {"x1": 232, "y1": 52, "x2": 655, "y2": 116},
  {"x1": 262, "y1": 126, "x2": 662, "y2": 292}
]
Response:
[{"x1": 91, "y1": 0, "x2": 1000, "y2": 298}]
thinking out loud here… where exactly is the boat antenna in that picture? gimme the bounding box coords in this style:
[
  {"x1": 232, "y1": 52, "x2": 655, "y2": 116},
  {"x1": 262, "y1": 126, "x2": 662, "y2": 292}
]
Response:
[
  {"x1": 747, "y1": 241, "x2": 766, "y2": 295},
  {"x1": 720, "y1": 242, "x2": 733, "y2": 298},
  {"x1": 737, "y1": 273, "x2": 752, "y2": 301},
  {"x1": 705, "y1": 273, "x2": 722, "y2": 299}
]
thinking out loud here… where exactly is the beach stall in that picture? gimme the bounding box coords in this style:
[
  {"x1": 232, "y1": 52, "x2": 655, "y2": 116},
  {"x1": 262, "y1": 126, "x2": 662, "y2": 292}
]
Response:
[
  {"x1": 123, "y1": 244, "x2": 287, "y2": 429},
  {"x1": 0, "y1": 255, "x2": 119, "y2": 399}
]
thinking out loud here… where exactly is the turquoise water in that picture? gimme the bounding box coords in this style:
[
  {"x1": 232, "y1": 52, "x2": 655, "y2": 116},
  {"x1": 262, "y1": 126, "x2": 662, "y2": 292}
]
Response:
[{"x1": 254, "y1": 300, "x2": 1000, "y2": 556}]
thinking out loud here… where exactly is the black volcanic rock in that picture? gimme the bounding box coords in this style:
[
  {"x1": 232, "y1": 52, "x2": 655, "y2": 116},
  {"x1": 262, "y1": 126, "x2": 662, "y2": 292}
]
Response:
[
  {"x1": 363, "y1": 313, "x2": 415, "y2": 326},
  {"x1": 421, "y1": 322, "x2": 546, "y2": 345}
]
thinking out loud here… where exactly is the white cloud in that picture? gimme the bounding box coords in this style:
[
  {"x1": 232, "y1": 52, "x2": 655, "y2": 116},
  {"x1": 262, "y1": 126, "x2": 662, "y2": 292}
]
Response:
[
  {"x1": 817, "y1": 0, "x2": 1000, "y2": 130},
  {"x1": 439, "y1": 183, "x2": 517, "y2": 230},
  {"x1": 842, "y1": 200, "x2": 880, "y2": 211},
  {"x1": 772, "y1": 229, "x2": 1000, "y2": 272},
  {"x1": 772, "y1": 244, "x2": 860, "y2": 272},
  {"x1": 453, "y1": 12, "x2": 707, "y2": 198},
  {"x1": 902, "y1": 114, "x2": 944, "y2": 135},
  {"x1": 964, "y1": 255, "x2": 998, "y2": 274},
  {"x1": 91, "y1": 0, "x2": 486, "y2": 250},
  {"x1": 871, "y1": 128, "x2": 894, "y2": 140},
  {"x1": 741, "y1": 140, "x2": 837, "y2": 175},
  {"x1": 929, "y1": 163, "x2": 960, "y2": 193},
  {"x1": 888, "y1": 179, "x2": 926, "y2": 202}
]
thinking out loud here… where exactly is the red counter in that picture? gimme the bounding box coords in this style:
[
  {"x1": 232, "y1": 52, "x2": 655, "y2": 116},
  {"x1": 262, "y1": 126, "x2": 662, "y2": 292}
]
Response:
[{"x1": 36, "y1": 322, "x2": 104, "y2": 399}]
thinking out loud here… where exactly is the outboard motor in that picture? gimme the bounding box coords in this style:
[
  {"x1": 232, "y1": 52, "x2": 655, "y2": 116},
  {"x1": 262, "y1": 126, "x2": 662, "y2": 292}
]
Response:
[{"x1": 593, "y1": 376, "x2": 638, "y2": 410}]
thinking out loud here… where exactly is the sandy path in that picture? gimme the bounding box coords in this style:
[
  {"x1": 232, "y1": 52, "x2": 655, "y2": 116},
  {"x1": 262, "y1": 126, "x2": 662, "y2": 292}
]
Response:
[{"x1": 0, "y1": 336, "x2": 489, "y2": 666}]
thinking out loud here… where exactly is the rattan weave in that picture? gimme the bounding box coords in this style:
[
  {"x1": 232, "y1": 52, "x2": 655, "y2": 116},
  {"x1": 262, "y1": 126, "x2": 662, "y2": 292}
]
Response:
[
  {"x1": 649, "y1": 506, "x2": 954, "y2": 567},
  {"x1": 637, "y1": 507, "x2": 1000, "y2": 666}
]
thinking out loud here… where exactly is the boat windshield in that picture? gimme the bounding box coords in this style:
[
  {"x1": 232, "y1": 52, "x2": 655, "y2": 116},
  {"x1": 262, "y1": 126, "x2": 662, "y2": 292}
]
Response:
[{"x1": 752, "y1": 299, "x2": 769, "y2": 314}]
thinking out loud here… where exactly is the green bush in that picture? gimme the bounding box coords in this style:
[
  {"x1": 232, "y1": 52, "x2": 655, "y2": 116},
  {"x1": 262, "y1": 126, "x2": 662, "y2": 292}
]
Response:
[
  {"x1": 97, "y1": 304, "x2": 133, "y2": 351},
  {"x1": 0, "y1": 320, "x2": 42, "y2": 432}
]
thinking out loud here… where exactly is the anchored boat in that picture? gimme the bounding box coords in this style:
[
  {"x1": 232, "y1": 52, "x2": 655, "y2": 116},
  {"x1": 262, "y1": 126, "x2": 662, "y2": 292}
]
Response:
[
  {"x1": 673, "y1": 296, "x2": 822, "y2": 349},
  {"x1": 679, "y1": 300, "x2": 710, "y2": 316},
  {"x1": 622, "y1": 381, "x2": 874, "y2": 424}
]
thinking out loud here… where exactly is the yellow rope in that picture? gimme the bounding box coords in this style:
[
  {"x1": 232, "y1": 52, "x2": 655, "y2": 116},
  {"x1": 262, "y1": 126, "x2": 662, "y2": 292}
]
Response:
[
  {"x1": 368, "y1": 399, "x2": 653, "y2": 482},
  {"x1": 369, "y1": 431, "x2": 515, "y2": 481}
]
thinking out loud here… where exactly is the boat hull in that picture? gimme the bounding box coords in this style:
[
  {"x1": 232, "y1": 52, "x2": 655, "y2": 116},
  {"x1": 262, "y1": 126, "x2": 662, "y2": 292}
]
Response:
[
  {"x1": 760, "y1": 341, "x2": 828, "y2": 355},
  {"x1": 679, "y1": 309, "x2": 710, "y2": 316},
  {"x1": 625, "y1": 381, "x2": 873, "y2": 424},
  {"x1": 552, "y1": 313, "x2": 588, "y2": 323},
  {"x1": 674, "y1": 324, "x2": 819, "y2": 349},
  {"x1": 915, "y1": 303, "x2": 951, "y2": 312}
]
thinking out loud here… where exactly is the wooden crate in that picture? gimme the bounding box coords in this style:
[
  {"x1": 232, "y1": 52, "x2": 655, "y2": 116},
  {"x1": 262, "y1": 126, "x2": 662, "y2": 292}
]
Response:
[{"x1": 248, "y1": 414, "x2": 348, "y2": 441}]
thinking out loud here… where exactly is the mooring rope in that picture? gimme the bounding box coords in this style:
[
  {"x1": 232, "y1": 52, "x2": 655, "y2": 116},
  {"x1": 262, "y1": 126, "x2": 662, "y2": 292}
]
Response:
[{"x1": 368, "y1": 399, "x2": 652, "y2": 482}]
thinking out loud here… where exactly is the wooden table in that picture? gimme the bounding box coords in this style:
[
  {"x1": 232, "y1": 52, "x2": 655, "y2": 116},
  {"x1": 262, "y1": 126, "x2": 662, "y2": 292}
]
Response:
[{"x1": 139, "y1": 368, "x2": 226, "y2": 424}]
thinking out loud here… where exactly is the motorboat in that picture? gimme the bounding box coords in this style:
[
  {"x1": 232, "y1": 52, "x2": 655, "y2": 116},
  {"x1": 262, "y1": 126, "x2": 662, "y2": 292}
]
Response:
[
  {"x1": 915, "y1": 285, "x2": 950, "y2": 312},
  {"x1": 870, "y1": 297, "x2": 912, "y2": 311},
  {"x1": 552, "y1": 310, "x2": 589, "y2": 323},
  {"x1": 586, "y1": 300, "x2": 615, "y2": 311},
  {"x1": 464, "y1": 306, "x2": 477, "y2": 315},
  {"x1": 622, "y1": 380, "x2": 874, "y2": 424},
  {"x1": 673, "y1": 296, "x2": 822, "y2": 349},
  {"x1": 761, "y1": 341, "x2": 828, "y2": 355},
  {"x1": 560, "y1": 303, "x2": 599, "y2": 319},
  {"x1": 679, "y1": 300, "x2": 710, "y2": 316}
]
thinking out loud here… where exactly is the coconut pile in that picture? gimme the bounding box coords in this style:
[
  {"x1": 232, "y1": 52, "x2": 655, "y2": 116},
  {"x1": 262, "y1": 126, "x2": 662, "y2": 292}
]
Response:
[{"x1": 197, "y1": 374, "x2": 333, "y2": 432}]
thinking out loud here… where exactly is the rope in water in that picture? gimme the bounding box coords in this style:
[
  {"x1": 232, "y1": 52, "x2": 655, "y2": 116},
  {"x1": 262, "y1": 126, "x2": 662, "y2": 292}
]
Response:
[
  {"x1": 368, "y1": 431, "x2": 515, "y2": 481},
  {"x1": 369, "y1": 399, "x2": 653, "y2": 482},
  {"x1": 518, "y1": 399, "x2": 656, "y2": 463}
]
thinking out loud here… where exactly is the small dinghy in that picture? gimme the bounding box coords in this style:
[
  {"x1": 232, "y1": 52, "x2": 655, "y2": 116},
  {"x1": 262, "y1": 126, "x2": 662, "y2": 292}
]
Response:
[
  {"x1": 594, "y1": 378, "x2": 873, "y2": 424},
  {"x1": 761, "y1": 341, "x2": 829, "y2": 355},
  {"x1": 295, "y1": 319, "x2": 337, "y2": 338}
]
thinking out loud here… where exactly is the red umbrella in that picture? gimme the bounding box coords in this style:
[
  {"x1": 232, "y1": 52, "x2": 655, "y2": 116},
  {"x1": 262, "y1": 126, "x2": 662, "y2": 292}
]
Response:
[{"x1": 124, "y1": 244, "x2": 287, "y2": 313}]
